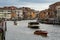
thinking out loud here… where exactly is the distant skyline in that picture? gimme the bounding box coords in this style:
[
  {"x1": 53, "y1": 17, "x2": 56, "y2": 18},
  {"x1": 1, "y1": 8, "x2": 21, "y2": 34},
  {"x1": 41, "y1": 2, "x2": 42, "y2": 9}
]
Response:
[{"x1": 0, "y1": 0, "x2": 60, "y2": 11}]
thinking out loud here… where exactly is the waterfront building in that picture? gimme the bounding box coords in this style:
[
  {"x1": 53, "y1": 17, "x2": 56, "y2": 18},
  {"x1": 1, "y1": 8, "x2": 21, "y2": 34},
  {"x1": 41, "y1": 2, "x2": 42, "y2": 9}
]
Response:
[
  {"x1": 0, "y1": 7, "x2": 11, "y2": 19},
  {"x1": 38, "y1": 10, "x2": 48, "y2": 20},
  {"x1": 49, "y1": 2, "x2": 60, "y2": 23},
  {"x1": 0, "y1": 6, "x2": 38, "y2": 20},
  {"x1": 22, "y1": 7, "x2": 37, "y2": 20},
  {"x1": 38, "y1": 2, "x2": 60, "y2": 23},
  {"x1": 0, "y1": 6, "x2": 23, "y2": 20}
]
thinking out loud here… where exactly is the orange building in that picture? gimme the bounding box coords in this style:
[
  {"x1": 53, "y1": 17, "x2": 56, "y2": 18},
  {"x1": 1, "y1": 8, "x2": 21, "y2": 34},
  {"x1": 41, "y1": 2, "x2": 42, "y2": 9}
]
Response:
[
  {"x1": 26, "y1": 11, "x2": 36, "y2": 19},
  {"x1": 31, "y1": 12, "x2": 36, "y2": 19},
  {"x1": 22, "y1": 7, "x2": 37, "y2": 19},
  {"x1": 39, "y1": 10, "x2": 48, "y2": 20},
  {"x1": 11, "y1": 12, "x2": 16, "y2": 18}
]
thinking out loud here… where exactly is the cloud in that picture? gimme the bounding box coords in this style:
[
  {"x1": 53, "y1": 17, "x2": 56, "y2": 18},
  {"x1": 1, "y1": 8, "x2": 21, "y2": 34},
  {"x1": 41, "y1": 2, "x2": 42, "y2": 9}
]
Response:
[
  {"x1": 0, "y1": 0, "x2": 19, "y2": 6},
  {"x1": 14, "y1": 3, "x2": 51, "y2": 11},
  {"x1": 0, "y1": 0, "x2": 60, "y2": 11},
  {"x1": 0, "y1": 0, "x2": 60, "y2": 6},
  {"x1": 0, "y1": 0, "x2": 60, "y2": 5},
  {"x1": 18, "y1": 0, "x2": 60, "y2": 3}
]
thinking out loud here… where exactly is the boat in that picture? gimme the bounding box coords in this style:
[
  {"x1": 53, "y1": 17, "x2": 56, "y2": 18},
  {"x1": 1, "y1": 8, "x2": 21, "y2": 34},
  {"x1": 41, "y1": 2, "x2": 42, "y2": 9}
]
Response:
[
  {"x1": 34, "y1": 30, "x2": 48, "y2": 36},
  {"x1": 28, "y1": 22, "x2": 39, "y2": 29},
  {"x1": 37, "y1": 19, "x2": 60, "y2": 25}
]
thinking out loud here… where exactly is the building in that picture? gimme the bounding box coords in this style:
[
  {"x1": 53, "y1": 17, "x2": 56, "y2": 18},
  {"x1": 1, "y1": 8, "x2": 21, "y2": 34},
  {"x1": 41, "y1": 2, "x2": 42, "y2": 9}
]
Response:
[
  {"x1": 0, "y1": 6, "x2": 23, "y2": 20},
  {"x1": 0, "y1": 7, "x2": 11, "y2": 19},
  {"x1": 22, "y1": 7, "x2": 37, "y2": 20},
  {"x1": 0, "y1": 6, "x2": 38, "y2": 20},
  {"x1": 49, "y1": 2, "x2": 60, "y2": 22},
  {"x1": 38, "y1": 9, "x2": 48, "y2": 20},
  {"x1": 38, "y1": 2, "x2": 60, "y2": 23}
]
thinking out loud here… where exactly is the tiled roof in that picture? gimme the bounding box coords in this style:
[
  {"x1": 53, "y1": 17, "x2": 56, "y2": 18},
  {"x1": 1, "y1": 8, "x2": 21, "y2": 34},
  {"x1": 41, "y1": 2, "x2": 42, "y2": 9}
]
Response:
[{"x1": 0, "y1": 6, "x2": 18, "y2": 10}]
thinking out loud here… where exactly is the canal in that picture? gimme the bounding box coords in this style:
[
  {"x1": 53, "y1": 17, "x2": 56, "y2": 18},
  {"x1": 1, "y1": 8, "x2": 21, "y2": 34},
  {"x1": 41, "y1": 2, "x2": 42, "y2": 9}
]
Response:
[{"x1": 5, "y1": 20, "x2": 60, "y2": 40}]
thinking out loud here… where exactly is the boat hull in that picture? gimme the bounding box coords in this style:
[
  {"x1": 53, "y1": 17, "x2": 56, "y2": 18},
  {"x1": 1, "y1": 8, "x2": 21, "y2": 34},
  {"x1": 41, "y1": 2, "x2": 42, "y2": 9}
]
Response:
[{"x1": 34, "y1": 30, "x2": 48, "y2": 36}]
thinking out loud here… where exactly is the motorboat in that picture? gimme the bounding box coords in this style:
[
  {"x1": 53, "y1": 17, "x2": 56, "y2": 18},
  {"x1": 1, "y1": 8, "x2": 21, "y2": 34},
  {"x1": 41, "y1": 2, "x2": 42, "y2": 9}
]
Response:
[
  {"x1": 34, "y1": 30, "x2": 48, "y2": 36},
  {"x1": 28, "y1": 22, "x2": 39, "y2": 29}
]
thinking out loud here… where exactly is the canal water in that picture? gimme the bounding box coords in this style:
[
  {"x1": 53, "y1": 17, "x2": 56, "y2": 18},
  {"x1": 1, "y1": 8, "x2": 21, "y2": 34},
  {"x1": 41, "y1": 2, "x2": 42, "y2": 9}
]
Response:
[{"x1": 6, "y1": 20, "x2": 60, "y2": 40}]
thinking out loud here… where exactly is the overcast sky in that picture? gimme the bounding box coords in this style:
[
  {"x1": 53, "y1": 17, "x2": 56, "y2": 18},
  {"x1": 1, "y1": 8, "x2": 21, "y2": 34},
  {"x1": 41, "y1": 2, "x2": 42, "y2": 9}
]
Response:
[{"x1": 0, "y1": 0, "x2": 60, "y2": 11}]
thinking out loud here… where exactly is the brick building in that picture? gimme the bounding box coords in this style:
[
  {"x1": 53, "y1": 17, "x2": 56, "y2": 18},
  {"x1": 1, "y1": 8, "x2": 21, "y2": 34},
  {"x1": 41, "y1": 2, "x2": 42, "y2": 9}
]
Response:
[
  {"x1": 49, "y1": 2, "x2": 60, "y2": 22},
  {"x1": 39, "y1": 2, "x2": 60, "y2": 23}
]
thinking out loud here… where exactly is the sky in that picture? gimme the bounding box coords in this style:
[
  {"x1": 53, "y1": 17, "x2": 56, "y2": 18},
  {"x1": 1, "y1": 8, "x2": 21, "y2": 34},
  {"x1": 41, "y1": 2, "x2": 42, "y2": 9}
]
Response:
[{"x1": 0, "y1": 0, "x2": 60, "y2": 11}]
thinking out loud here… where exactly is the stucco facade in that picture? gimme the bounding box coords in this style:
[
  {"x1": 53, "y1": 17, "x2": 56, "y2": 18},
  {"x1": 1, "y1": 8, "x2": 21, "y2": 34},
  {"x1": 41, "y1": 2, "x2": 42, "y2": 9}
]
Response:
[{"x1": 0, "y1": 6, "x2": 23, "y2": 20}]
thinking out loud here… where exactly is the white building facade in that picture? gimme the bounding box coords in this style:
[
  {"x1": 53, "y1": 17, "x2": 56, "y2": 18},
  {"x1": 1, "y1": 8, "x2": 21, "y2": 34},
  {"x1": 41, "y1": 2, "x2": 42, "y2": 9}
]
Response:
[{"x1": 0, "y1": 6, "x2": 23, "y2": 20}]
